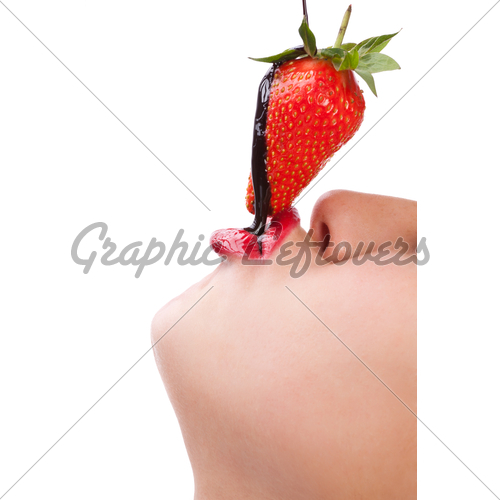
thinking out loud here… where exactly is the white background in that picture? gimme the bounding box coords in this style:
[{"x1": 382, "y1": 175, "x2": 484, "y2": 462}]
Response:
[{"x1": 1, "y1": 0, "x2": 499, "y2": 498}]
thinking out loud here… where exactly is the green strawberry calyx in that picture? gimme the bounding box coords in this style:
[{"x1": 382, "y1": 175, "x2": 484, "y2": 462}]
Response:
[{"x1": 249, "y1": 5, "x2": 401, "y2": 97}]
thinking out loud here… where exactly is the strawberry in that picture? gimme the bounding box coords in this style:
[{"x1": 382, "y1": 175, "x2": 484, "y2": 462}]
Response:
[
  {"x1": 245, "y1": 57, "x2": 365, "y2": 215},
  {"x1": 245, "y1": 5, "x2": 400, "y2": 219}
]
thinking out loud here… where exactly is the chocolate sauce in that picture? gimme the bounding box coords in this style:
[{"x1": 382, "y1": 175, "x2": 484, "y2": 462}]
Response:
[
  {"x1": 244, "y1": 47, "x2": 305, "y2": 251},
  {"x1": 244, "y1": 63, "x2": 278, "y2": 237}
]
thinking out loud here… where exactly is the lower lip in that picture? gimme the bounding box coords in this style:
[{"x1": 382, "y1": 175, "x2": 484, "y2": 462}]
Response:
[{"x1": 210, "y1": 208, "x2": 300, "y2": 260}]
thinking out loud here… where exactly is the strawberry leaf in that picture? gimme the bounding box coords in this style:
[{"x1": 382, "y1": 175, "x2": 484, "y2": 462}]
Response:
[
  {"x1": 369, "y1": 39, "x2": 391, "y2": 53},
  {"x1": 249, "y1": 47, "x2": 307, "y2": 64},
  {"x1": 248, "y1": 10, "x2": 400, "y2": 100},
  {"x1": 358, "y1": 53, "x2": 400, "y2": 73},
  {"x1": 319, "y1": 47, "x2": 346, "y2": 59},
  {"x1": 354, "y1": 32, "x2": 399, "y2": 56},
  {"x1": 298, "y1": 16, "x2": 317, "y2": 57},
  {"x1": 340, "y1": 42, "x2": 356, "y2": 51},
  {"x1": 350, "y1": 49, "x2": 360, "y2": 69},
  {"x1": 339, "y1": 49, "x2": 359, "y2": 71},
  {"x1": 354, "y1": 67, "x2": 377, "y2": 96},
  {"x1": 319, "y1": 48, "x2": 346, "y2": 71}
]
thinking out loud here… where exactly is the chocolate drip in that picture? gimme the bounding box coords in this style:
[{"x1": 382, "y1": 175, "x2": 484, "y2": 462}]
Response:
[
  {"x1": 244, "y1": 63, "x2": 278, "y2": 237},
  {"x1": 245, "y1": 48, "x2": 304, "y2": 241}
]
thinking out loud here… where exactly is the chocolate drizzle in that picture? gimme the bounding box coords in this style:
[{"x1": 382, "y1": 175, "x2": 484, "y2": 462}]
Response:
[
  {"x1": 245, "y1": 47, "x2": 304, "y2": 242},
  {"x1": 244, "y1": 63, "x2": 278, "y2": 237}
]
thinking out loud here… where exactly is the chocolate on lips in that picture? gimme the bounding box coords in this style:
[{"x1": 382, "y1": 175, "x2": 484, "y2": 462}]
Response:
[{"x1": 210, "y1": 208, "x2": 300, "y2": 260}]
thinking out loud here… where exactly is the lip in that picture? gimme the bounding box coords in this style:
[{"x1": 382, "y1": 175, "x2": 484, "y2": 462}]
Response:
[{"x1": 210, "y1": 208, "x2": 300, "y2": 260}]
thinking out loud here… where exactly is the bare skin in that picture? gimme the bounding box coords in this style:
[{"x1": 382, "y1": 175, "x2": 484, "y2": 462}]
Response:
[{"x1": 152, "y1": 190, "x2": 417, "y2": 500}]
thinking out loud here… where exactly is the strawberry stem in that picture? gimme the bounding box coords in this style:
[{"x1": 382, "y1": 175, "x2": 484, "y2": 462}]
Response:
[
  {"x1": 302, "y1": 0, "x2": 309, "y2": 25},
  {"x1": 333, "y1": 5, "x2": 352, "y2": 48}
]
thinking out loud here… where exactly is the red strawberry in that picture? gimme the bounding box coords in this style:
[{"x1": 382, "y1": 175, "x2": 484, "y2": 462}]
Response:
[
  {"x1": 246, "y1": 57, "x2": 365, "y2": 215},
  {"x1": 245, "y1": 5, "x2": 400, "y2": 218}
]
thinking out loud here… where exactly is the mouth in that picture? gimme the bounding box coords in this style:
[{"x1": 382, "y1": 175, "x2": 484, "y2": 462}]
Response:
[{"x1": 210, "y1": 208, "x2": 300, "y2": 260}]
